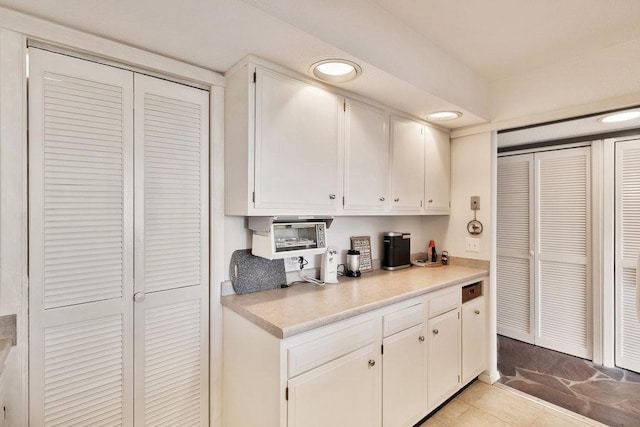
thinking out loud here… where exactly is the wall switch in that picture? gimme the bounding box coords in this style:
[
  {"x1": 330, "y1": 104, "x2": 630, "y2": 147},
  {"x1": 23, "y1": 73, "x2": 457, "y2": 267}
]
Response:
[
  {"x1": 470, "y1": 196, "x2": 480, "y2": 211},
  {"x1": 466, "y1": 237, "x2": 480, "y2": 252}
]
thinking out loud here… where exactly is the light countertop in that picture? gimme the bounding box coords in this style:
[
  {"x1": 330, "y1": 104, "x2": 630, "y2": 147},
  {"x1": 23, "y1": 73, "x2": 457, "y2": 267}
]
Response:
[{"x1": 222, "y1": 264, "x2": 489, "y2": 338}]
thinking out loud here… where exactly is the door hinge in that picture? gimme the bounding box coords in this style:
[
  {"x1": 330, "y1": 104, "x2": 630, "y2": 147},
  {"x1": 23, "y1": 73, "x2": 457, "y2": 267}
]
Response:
[
  {"x1": 420, "y1": 200, "x2": 423, "y2": 208},
  {"x1": 252, "y1": 71, "x2": 256, "y2": 83},
  {"x1": 381, "y1": 344, "x2": 384, "y2": 355},
  {"x1": 343, "y1": 99, "x2": 346, "y2": 112},
  {"x1": 458, "y1": 375, "x2": 461, "y2": 382},
  {"x1": 458, "y1": 312, "x2": 460, "y2": 319},
  {"x1": 252, "y1": 191, "x2": 255, "y2": 203},
  {"x1": 342, "y1": 196, "x2": 345, "y2": 206},
  {"x1": 285, "y1": 387, "x2": 289, "y2": 400}
]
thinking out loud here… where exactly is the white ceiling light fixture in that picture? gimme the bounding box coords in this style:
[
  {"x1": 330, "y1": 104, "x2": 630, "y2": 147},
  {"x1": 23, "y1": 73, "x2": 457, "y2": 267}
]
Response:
[
  {"x1": 426, "y1": 110, "x2": 462, "y2": 122},
  {"x1": 599, "y1": 110, "x2": 640, "y2": 123},
  {"x1": 310, "y1": 59, "x2": 361, "y2": 83}
]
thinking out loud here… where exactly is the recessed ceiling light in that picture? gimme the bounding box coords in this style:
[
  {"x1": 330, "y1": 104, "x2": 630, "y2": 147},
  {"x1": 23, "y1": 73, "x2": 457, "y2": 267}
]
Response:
[
  {"x1": 426, "y1": 111, "x2": 462, "y2": 122},
  {"x1": 599, "y1": 111, "x2": 640, "y2": 123},
  {"x1": 310, "y1": 59, "x2": 361, "y2": 83}
]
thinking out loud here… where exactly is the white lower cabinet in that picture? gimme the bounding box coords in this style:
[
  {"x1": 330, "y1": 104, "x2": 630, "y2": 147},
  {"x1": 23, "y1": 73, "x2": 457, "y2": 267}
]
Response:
[
  {"x1": 382, "y1": 324, "x2": 427, "y2": 427},
  {"x1": 462, "y1": 297, "x2": 487, "y2": 384},
  {"x1": 288, "y1": 343, "x2": 381, "y2": 427},
  {"x1": 222, "y1": 279, "x2": 488, "y2": 427},
  {"x1": 427, "y1": 308, "x2": 461, "y2": 409}
]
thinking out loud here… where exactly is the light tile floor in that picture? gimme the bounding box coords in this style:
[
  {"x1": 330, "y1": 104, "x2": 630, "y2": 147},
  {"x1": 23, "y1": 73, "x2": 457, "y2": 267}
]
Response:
[{"x1": 419, "y1": 381, "x2": 605, "y2": 427}]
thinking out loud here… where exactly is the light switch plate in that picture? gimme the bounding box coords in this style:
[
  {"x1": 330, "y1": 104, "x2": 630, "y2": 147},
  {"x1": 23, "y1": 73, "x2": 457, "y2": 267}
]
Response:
[{"x1": 466, "y1": 237, "x2": 480, "y2": 252}]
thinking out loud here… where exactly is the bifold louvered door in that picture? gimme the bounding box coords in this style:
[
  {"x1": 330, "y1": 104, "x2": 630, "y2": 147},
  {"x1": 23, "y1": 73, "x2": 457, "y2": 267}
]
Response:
[
  {"x1": 29, "y1": 49, "x2": 209, "y2": 426},
  {"x1": 496, "y1": 154, "x2": 534, "y2": 343},
  {"x1": 497, "y1": 147, "x2": 591, "y2": 360},
  {"x1": 133, "y1": 74, "x2": 209, "y2": 426},
  {"x1": 29, "y1": 49, "x2": 135, "y2": 426},
  {"x1": 535, "y1": 148, "x2": 591, "y2": 359},
  {"x1": 615, "y1": 138, "x2": 640, "y2": 373}
]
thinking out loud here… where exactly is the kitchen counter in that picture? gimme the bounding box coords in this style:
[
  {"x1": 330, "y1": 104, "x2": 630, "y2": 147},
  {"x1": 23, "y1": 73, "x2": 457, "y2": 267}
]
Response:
[{"x1": 221, "y1": 264, "x2": 488, "y2": 338}]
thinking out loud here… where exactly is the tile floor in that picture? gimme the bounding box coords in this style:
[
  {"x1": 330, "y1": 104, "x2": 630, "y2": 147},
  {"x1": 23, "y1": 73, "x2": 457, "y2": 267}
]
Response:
[
  {"x1": 498, "y1": 335, "x2": 640, "y2": 427},
  {"x1": 419, "y1": 380, "x2": 602, "y2": 427}
]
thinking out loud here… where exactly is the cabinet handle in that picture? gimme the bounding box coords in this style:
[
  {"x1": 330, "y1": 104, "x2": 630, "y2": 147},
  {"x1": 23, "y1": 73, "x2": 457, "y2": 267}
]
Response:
[
  {"x1": 394, "y1": 198, "x2": 400, "y2": 202},
  {"x1": 474, "y1": 310, "x2": 480, "y2": 315},
  {"x1": 380, "y1": 197, "x2": 385, "y2": 201},
  {"x1": 133, "y1": 292, "x2": 145, "y2": 303},
  {"x1": 428, "y1": 199, "x2": 434, "y2": 203},
  {"x1": 432, "y1": 329, "x2": 439, "y2": 335},
  {"x1": 368, "y1": 359, "x2": 376, "y2": 368},
  {"x1": 329, "y1": 194, "x2": 336, "y2": 200},
  {"x1": 418, "y1": 335, "x2": 425, "y2": 342}
]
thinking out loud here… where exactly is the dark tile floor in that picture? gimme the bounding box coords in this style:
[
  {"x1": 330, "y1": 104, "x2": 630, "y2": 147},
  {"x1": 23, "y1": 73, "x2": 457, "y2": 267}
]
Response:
[{"x1": 498, "y1": 335, "x2": 640, "y2": 427}]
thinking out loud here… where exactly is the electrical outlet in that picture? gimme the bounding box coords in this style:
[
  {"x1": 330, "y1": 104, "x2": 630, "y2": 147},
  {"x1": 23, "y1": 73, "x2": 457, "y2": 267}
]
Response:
[
  {"x1": 465, "y1": 237, "x2": 480, "y2": 252},
  {"x1": 284, "y1": 257, "x2": 300, "y2": 272}
]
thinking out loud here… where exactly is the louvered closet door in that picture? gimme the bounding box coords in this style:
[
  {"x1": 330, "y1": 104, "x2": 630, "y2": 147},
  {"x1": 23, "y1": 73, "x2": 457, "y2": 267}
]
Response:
[
  {"x1": 133, "y1": 74, "x2": 209, "y2": 426},
  {"x1": 28, "y1": 49, "x2": 134, "y2": 426},
  {"x1": 535, "y1": 147, "x2": 591, "y2": 359},
  {"x1": 615, "y1": 138, "x2": 640, "y2": 373},
  {"x1": 496, "y1": 154, "x2": 535, "y2": 343}
]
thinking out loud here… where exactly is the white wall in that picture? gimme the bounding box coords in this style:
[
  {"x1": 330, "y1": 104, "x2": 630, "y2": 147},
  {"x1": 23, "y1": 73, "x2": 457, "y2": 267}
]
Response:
[
  {"x1": 444, "y1": 132, "x2": 493, "y2": 261},
  {"x1": 223, "y1": 214, "x2": 451, "y2": 279}
]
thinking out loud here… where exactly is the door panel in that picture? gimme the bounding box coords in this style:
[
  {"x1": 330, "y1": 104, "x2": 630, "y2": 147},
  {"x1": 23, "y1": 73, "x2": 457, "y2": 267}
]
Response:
[
  {"x1": 29, "y1": 48, "x2": 134, "y2": 426},
  {"x1": 615, "y1": 139, "x2": 640, "y2": 373},
  {"x1": 496, "y1": 154, "x2": 534, "y2": 343},
  {"x1": 133, "y1": 74, "x2": 209, "y2": 426},
  {"x1": 535, "y1": 148, "x2": 591, "y2": 359}
]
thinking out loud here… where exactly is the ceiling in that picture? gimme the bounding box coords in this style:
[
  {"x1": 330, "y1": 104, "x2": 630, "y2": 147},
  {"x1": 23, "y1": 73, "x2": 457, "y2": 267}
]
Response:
[{"x1": 2, "y1": 0, "x2": 640, "y2": 130}]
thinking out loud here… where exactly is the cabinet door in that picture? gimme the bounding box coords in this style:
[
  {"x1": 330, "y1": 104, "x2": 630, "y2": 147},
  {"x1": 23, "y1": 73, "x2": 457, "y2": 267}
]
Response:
[
  {"x1": 383, "y1": 324, "x2": 427, "y2": 427},
  {"x1": 288, "y1": 344, "x2": 381, "y2": 427},
  {"x1": 427, "y1": 309, "x2": 460, "y2": 409},
  {"x1": 390, "y1": 116, "x2": 425, "y2": 211},
  {"x1": 254, "y1": 67, "x2": 340, "y2": 212},
  {"x1": 462, "y1": 298, "x2": 487, "y2": 384},
  {"x1": 424, "y1": 127, "x2": 450, "y2": 214},
  {"x1": 343, "y1": 98, "x2": 389, "y2": 212}
]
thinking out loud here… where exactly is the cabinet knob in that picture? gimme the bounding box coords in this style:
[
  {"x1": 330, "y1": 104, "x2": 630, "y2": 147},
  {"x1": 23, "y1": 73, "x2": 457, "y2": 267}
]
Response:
[
  {"x1": 394, "y1": 198, "x2": 400, "y2": 202},
  {"x1": 380, "y1": 197, "x2": 385, "y2": 201},
  {"x1": 368, "y1": 359, "x2": 376, "y2": 368},
  {"x1": 133, "y1": 292, "x2": 145, "y2": 303},
  {"x1": 474, "y1": 310, "x2": 480, "y2": 315},
  {"x1": 419, "y1": 335, "x2": 425, "y2": 342},
  {"x1": 432, "y1": 329, "x2": 439, "y2": 335},
  {"x1": 428, "y1": 199, "x2": 433, "y2": 203},
  {"x1": 329, "y1": 194, "x2": 336, "y2": 200}
]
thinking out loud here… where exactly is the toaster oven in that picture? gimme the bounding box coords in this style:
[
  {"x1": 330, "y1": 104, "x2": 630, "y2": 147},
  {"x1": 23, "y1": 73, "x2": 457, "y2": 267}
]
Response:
[{"x1": 248, "y1": 217, "x2": 332, "y2": 260}]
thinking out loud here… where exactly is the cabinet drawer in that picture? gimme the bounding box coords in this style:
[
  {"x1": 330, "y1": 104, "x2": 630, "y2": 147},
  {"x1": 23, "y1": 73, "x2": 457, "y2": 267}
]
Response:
[
  {"x1": 288, "y1": 319, "x2": 377, "y2": 378},
  {"x1": 462, "y1": 282, "x2": 482, "y2": 303},
  {"x1": 428, "y1": 289, "x2": 459, "y2": 318},
  {"x1": 383, "y1": 303, "x2": 424, "y2": 337}
]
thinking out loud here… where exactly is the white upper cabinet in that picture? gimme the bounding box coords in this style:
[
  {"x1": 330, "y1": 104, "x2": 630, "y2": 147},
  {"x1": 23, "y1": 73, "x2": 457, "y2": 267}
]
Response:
[
  {"x1": 424, "y1": 126, "x2": 451, "y2": 214},
  {"x1": 254, "y1": 68, "x2": 340, "y2": 213},
  {"x1": 343, "y1": 98, "x2": 389, "y2": 212},
  {"x1": 225, "y1": 62, "x2": 340, "y2": 216},
  {"x1": 224, "y1": 56, "x2": 451, "y2": 216},
  {"x1": 390, "y1": 116, "x2": 425, "y2": 212}
]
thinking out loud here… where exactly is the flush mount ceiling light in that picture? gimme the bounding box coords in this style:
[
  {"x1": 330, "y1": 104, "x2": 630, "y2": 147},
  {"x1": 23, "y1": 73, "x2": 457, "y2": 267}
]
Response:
[
  {"x1": 599, "y1": 110, "x2": 640, "y2": 123},
  {"x1": 426, "y1": 111, "x2": 462, "y2": 122},
  {"x1": 310, "y1": 59, "x2": 361, "y2": 83}
]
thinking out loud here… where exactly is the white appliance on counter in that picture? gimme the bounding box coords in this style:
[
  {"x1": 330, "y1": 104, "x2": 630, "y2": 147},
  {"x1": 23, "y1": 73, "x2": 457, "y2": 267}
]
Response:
[
  {"x1": 248, "y1": 216, "x2": 333, "y2": 260},
  {"x1": 321, "y1": 246, "x2": 339, "y2": 284}
]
